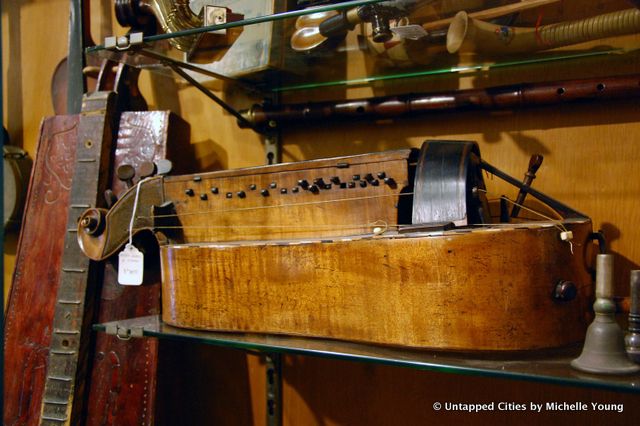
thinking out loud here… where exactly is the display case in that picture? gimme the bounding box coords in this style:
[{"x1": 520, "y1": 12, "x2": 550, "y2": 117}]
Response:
[
  {"x1": 87, "y1": 0, "x2": 640, "y2": 94},
  {"x1": 85, "y1": 0, "x2": 640, "y2": 424}
]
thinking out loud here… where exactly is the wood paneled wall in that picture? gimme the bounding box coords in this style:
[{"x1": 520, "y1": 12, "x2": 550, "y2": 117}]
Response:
[{"x1": 3, "y1": 1, "x2": 639, "y2": 424}]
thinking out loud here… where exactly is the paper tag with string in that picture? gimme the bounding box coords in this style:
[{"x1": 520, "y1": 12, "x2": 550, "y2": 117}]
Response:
[
  {"x1": 117, "y1": 177, "x2": 149, "y2": 285},
  {"x1": 118, "y1": 244, "x2": 144, "y2": 285}
]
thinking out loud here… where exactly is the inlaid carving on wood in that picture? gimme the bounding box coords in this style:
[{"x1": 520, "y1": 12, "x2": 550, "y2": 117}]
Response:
[
  {"x1": 42, "y1": 124, "x2": 76, "y2": 205},
  {"x1": 3, "y1": 115, "x2": 79, "y2": 425}
]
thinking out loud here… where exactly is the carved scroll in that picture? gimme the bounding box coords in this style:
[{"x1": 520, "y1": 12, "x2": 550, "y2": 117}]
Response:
[{"x1": 84, "y1": 111, "x2": 190, "y2": 426}]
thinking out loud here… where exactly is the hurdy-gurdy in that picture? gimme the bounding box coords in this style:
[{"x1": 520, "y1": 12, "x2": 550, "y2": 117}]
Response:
[{"x1": 77, "y1": 141, "x2": 594, "y2": 350}]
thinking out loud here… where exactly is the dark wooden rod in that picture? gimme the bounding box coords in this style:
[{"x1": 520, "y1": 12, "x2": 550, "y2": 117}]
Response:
[{"x1": 238, "y1": 74, "x2": 640, "y2": 128}]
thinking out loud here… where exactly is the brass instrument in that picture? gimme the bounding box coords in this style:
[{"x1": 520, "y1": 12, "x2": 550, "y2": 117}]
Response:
[
  {"x1": 626, "y1": 270, "x2": 640, "y2": 363},
  {"x1": 116, "y1": 0, "x2": 202, "y2": 52},
  {"x1": 447, "y1": 8, "x2": 640, "y2": 55},
  {"x1": 571, "y1": 255, "x2": 640, "y2": 374}
]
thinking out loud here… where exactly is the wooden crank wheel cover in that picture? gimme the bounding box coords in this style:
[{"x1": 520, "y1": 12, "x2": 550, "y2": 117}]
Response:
[{"x1": 412, "y1": 140, "x2": 489, "y2": 226}]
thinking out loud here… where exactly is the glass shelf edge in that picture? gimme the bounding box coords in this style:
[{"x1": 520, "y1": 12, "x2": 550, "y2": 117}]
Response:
[
  {"x1": 90, "y1": 45, "x2": 631, "y2": 94},
  {"x1": 269, "y1": 48, "x2": 632, "y2": 93},
  {"x1": 94, "y1": 315, "x2": 640, "y2": 394},
  {"x1": 87, "y1": 0, "x2": 387, "y2": 53}
]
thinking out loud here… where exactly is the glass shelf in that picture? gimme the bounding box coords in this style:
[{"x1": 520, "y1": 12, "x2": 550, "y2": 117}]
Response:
[
  {"x1": 86, "y1": 0, "x2": 640, "y2": 93},
  {"x1": 94, "y1": 315, "x2": 640, "y2": 394}
]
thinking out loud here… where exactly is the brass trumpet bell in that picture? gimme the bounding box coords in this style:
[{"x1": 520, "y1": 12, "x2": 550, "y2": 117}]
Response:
[
  {"x1": 571, "y1": 313, "x2": 640, "y2": 374},
  {"x1": 295, "y1": 10, "x2": 339, "y2": 30},
  {"x1": 571, "y1": 254, "x2": 640, "y2": 374},
  {"x1": 625, "y1": 270, "x2": 640, "y2": 363},
  {"x1": 290, "y1": 26, "x2": 328, "y2": 52}
]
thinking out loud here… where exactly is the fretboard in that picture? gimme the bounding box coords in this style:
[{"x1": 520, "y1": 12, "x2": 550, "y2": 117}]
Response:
[{"x1": 40, "y1": 92, "x2": 116, "y2": 425}]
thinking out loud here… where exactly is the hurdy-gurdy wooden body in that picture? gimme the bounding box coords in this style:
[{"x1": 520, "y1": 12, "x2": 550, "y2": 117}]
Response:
[{"x1": 78, "y1": 141, "x2": 594, "y2": 350}]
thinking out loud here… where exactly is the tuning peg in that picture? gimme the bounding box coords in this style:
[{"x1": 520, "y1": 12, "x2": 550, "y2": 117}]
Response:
[
  {"x1": 156, "y1": 159, "x2": 173, "y2": 176},
  {"x1": 139, "y1": 161, "x2": 157, "y2": 179},
  {"x1": 511, "y1": 154, "x2": 544, "y2": 218},
  {"x1": 139, "y1": 159, "x2": 174, "y2": 179},
  {"x1": 116, "y1": 164, "x2": 135, "y2": 188}
]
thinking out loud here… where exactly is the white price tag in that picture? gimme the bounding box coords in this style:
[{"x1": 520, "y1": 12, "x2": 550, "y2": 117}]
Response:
[
  {"x1": 118, "y1": 244, "x2": 144, "y2": 285},
  {"x1": 390, "y1": 25, "x2": 428, "y2": 40}
]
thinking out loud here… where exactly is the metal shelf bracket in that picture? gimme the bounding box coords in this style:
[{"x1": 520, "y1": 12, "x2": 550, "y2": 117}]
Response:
[
  {"x1": 104, "y1": 323, "x2": 144, "y2": 340},
  {"x1": 265, "y1": 353, "x2": 282, "y2": 426}
]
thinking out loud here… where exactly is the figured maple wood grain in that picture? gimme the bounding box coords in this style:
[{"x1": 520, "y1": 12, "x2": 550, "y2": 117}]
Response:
[{"x1": 161, "y1": 220, "x2": 593, "y2": 351}]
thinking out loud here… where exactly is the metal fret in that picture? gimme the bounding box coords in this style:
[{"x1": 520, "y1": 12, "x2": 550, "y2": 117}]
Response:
[
  {"x1": 40, "y1": 415, "x2": 67, "y2": 422},
  {"x1": 58, "y1": 299, "x2": 82, "y2": 305},
  {"x1": 43, "y1": 398, "x2": 69, "y2": 405},
  {"x1": 50, "y1": 350, "x2": 77, "y2": 355},
  {"x1": 69, "y1": 204, "x2": 91, "y2": 209},
  {"x1": 54, "y1": 329, "x2": 79, "y2": 335},
  {"x1": 61, "y1": 267, "x2": 86, "y2": 273},
  {"x1": 47, "y1": 376, "x2": 73, "y2": 382}
]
